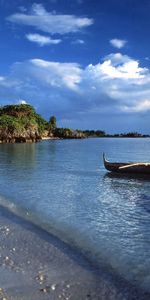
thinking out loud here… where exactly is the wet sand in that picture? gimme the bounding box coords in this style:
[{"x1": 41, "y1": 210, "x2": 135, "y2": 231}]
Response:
[{"x1": 0, "y1": 205, "x2": 149, "y2": 300}]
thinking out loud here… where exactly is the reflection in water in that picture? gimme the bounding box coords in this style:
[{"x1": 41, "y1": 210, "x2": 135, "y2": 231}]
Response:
[
  {"x1": 0, "y1": 143, "x2": 36, "y2": 168},
  {"x1": 139, "y1": 194, "x2": 150, "y2": 213},
  {"x1": 105, "y1": 172, "x2": 150, "y2": 181},
  {"x1": 104, "y1": 172, "x2": 150, "y2": 214}
]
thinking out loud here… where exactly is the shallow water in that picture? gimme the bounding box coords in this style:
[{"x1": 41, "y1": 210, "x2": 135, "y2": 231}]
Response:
[{"x1": 0, "y1": 138, "x2": 150, "y2": 292}]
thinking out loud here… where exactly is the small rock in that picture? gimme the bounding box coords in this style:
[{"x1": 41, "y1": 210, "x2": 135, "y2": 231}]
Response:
[
  {"x1": 39, "y1": 274, "x2": 44, "y2": 281},
  {"x1": 40, "y1": 286, "x2": 50, "y2": 293},
  {"x1": 5, "y1": 257, "x2": 9, "y2": 261},
  {"x1": 40, "y1": 288, "x2": 47, "y2": 293},
  {"x1": 51, "y1": 284, "x2": 56, "y2": 291},
  {"x1": 36, "y1": 273, "x2": 45, "y2": 284}
]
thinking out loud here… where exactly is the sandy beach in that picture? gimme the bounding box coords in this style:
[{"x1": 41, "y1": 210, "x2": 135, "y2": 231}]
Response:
[{"x1": 0, "y1": 205, "x2": 149, "y2": 300}]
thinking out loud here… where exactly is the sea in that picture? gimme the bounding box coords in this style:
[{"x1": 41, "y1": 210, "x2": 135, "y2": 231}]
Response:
[{"x1": 0, "y1": 138, "x2": 150, "y2": 293}]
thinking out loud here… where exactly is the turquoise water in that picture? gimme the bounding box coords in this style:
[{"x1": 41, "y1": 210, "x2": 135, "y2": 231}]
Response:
[{"x1": 0, "y1": 138, "x2": 150, "y2": 292}]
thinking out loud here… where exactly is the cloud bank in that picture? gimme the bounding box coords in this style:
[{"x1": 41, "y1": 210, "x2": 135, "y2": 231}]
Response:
[{"x1": 0, "y1": 53, "x2": 150, "y2": 131}]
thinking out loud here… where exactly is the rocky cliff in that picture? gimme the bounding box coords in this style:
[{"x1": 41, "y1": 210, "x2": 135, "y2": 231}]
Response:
[{"x1": 0, "y1": 104, "x2": 46, "y2": 143}]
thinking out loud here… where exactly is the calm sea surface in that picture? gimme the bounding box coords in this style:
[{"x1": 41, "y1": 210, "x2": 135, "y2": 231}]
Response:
[{"x1": 0, "y1": 138, "x2": 150, "y2": 292}]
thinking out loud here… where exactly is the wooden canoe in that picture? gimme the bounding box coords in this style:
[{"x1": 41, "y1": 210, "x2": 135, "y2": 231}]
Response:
[{"x1": 103, "y1": 153, "x2": 150, "y2": 174}]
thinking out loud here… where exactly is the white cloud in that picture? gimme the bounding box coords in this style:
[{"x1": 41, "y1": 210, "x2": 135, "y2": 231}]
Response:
[
  {"x1": 0, "y1": 75, "x2": 20, "y2": 88},
  {"x1": 121, "y1": 100, "x2": 150, "y2": 113},
  {"x1": 122, "y1": 100, "x2": 150, "y2": 113},
  {"x1": 30, "y1": 59, "x2": 82, "y2": 90},
  {"x1": 26, "y1": 33, "x2": 61, "y2": 46},
  {"x1": 72, "y1": 39, "x2": 85, "y2": 44},
  {"x1": 110, "y1": 38, "x2": 127, "y2": 49},
  {"x1": 0, "y1": 53, "x2": 150, "y2": 120},
  {"x1": 81, "y1": 53, "x2": 150, "y2": 114},
  {"x1": 86, "y1": 53, "x2": 148, "y2": 80},
  {"x1": 18, "y1": 99, "x2": 28, "y2": 104},
  {"x1": 99, "y1": 59, "x2": 145, "y2": 79},
  {"x1": 7, "y1": 3, "x2": 93, "y2": 35},
  {"x1": 0, "y1": 76, "x2": 5, "y2": 81},
  {"x1": 104, "y1": 53, "x2": 130, "y2": 65}
]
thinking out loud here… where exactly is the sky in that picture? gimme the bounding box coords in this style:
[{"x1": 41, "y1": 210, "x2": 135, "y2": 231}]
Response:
[{"x1": 0, "y1": 0, "x2": 150, "y2": 133}]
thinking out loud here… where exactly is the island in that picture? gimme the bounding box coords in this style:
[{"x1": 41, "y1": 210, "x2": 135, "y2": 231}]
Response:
[
  {"x1": 0, "y1": 104, "x2": 149, "y2": 143},
  {"x1": 0, "y1": 104, "x2": 86, "y2": 143}
]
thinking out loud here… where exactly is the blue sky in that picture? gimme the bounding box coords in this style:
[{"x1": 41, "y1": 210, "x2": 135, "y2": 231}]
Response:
[{"x1": 0, "y1": 0, "x2": 150, "y2": 133}]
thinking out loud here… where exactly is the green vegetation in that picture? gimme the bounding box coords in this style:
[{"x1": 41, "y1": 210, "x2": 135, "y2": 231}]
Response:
[
  {"x1": 108, "y1": 132, "x2": 149, "y2": 138},
  {"x1": 54, "y1": 128, "x2": 85, "y2": 139},
  {"x1": 83, "y1": 130, "x2": 106, "y2": 137},
  {"x1": 0, "y1": 104, "x2": 34, "y2": 116},
  {"x1": 121, "y1": 132, "x2": 144, "y2": 137},
  {"x1": 48, "y1": 116, "x2": 57, "y2": 132},
  {"x1": 0, "y1": 115, "x2": 22, "y2": 132},
  {"x1": 35, "y1": 114, "x2": 48, "y2": 135},
  {"x1": 0, "y1": 104, "x2": 47, "y2": 132},
  {"x1": 0, "y1": 104, "x2": 47, "y2": 142}
]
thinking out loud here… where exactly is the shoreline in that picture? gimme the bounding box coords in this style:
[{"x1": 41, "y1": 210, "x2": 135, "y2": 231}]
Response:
[
  {"x1": 0, "y1": 205, "x2": 149, "y2": 300},
  {"x1": 1, "y1": 136, "x2": 150, "y2": 144},
  {"x1": 41, "y1": 136, "x2": 60, "y2": 140}
]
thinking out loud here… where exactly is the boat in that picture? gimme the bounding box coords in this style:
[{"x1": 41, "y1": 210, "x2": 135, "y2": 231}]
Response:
[{"x1": 103, "y1": 153, "x2": 150, "y2": 174}]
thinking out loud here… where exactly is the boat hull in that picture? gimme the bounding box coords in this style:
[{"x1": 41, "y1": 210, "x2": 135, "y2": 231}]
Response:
[{"x1": 103, "y1": 154, "x2": 150, "y2": 174}]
